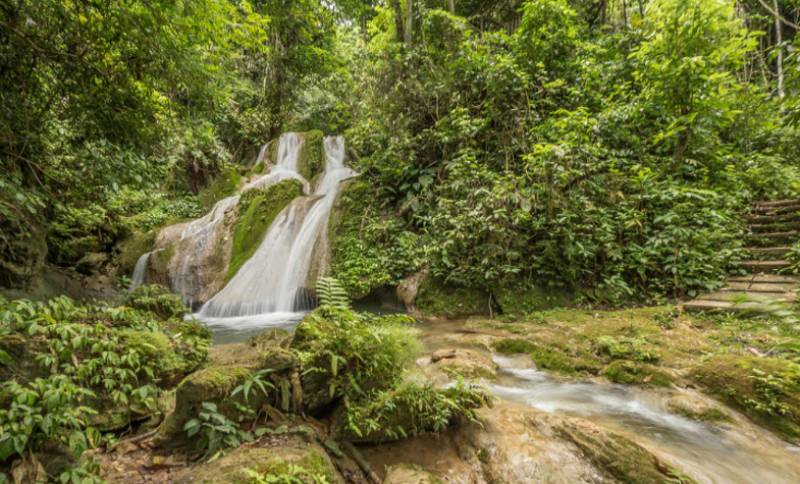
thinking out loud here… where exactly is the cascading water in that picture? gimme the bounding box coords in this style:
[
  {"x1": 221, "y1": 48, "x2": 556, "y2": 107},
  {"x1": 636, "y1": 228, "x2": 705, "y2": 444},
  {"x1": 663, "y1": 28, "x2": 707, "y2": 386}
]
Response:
[
  {"x1": 196, "y1": 136, "x2": 355, "y2": 328},
  {"x1": 129, "y1": 250, "x2": 155, "y2": 290},
  {"x1": 169, "y1": 133, "x2": 307, "y2": 306}
]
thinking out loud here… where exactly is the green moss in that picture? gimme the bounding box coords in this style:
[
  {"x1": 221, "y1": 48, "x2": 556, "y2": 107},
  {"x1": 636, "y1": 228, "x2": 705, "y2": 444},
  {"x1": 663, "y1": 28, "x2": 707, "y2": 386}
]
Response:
[
  {"x1": 556, "y1": 420, "x2": 693, "y2": 483},
  {"x1": 603, "y1": 360, "x2": 672, "y2": 387},
  {"x1": 667, "y1": 403, "x2": 732, "y2": 423},
  {"x1": 594, "y1": 336, "x2": 660, "y2": 363},
  {"x1": 493, "y1": 338, "x2": 601, "y2": 375},
  {"x1": 297, "y1": 130, "x2": 325, "y2": 182},
  {"x1": 494, "y1": 338, "x2": 537, "y2": 355},
  {"x1": 690, "y1": 355, "x2": 800, "y2": 441},
  {"x1": 494, "y1": 284, "x2": 572, "y2": 315},
  {"x1": 416, "y1": 277, "x2": 490, "y2": 319},
  {"x1": 227, "y1": 179, "x2": 303, "y2": 281},
  {"x1": 198, "y1": 166, "x2": 242, "y2": 209},
  {"x1": 116, "y1": 230, "x2": 157, "y2": 274}
]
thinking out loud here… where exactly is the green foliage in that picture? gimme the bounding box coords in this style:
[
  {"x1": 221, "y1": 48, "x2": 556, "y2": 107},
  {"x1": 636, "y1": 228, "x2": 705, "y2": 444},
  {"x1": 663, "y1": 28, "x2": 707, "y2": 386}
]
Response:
[
  {"x1": 690, "y1": 355, "x2": 800, "y2": 440},
  {"x1": 125, "y1": 284, "x2": 192, "y2": 321},
  {"x1": 228, "y1": 180, "x2": 304, "y2": 280},
  {"x1": 316, "y1": 277, "x2": 350, "y2": 310},
  {"x1": 184, "y1": 402, "x2": 254, "y2": 458},
  {"x1": 0, "y1": 293, "x2": 209, "y2": 465},
  {"x1": 0, "y1": 376, "x2": 96, "y2": 462},
  {"x1": 328, "y1": 180, "x2": 424, "y2": 299},
  {"x1": 594, "y1": 336, "x2": 659, "y2": 363},
  {"x1": 343, "y1": 380, "x2": 487, "y2": 442},
  {"x1": 340, "y1": 0, "x2": 793, "y2": 307}
]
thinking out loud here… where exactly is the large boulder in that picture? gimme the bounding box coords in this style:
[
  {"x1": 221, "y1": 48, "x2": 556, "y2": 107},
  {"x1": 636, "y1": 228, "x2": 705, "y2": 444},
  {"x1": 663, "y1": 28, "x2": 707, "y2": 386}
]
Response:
[{"x1": 171, "y1": 434, "x2": 342, "y2": 484}]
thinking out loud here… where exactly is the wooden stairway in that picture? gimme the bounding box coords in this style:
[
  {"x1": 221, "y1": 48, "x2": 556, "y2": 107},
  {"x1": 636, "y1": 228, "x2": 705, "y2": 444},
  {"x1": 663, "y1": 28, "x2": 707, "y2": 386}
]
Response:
[{"x1": 683, "y1": 199, "x2": 800, "y2": 314}]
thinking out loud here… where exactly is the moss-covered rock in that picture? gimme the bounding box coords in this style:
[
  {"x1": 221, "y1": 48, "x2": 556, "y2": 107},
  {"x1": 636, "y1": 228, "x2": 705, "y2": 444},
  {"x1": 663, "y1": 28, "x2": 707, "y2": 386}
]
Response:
[
  {"x1": 555, "y1": 419, "x2": 692, "y2": 483},
  {"x1": 116, "y1": 230, "x2": 157, "y2": 275},
  {"x1": 297, "y1": 130, "x2": 325, "y2": 182},
  {"x1": 384, "y1": 464, "x2": 443, "y2": 484},
  {"x1": 226, "y1": 179, "x2": 304, "y2": 281},
  {"x1": 172, "y1": 436, "x2": 341, "y2": 484},
  {"x1": 492, "y1": 337, "x2": 602, "y2": 375},
  {"x1": 602, "y1": 360, "x2": 672, "y2": 387},
  {"x1": 157, "y1": 335, "x2": 299, "y2": 445},
  {"x1": 690, "y1": 355, "x2": 800, "y2": 441},
  {"x1": 198, "y1": 166, "x2": 242, "y2": 209},
  {"x1": 416, "y1": 277, "x2": 490, "y2": 319}
]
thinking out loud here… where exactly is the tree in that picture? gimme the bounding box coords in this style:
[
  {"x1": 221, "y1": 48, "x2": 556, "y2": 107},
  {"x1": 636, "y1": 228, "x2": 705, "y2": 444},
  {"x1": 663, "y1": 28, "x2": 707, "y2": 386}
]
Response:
[{"x1": 631, "y1": 0, "x2": 756, "y2": 166}]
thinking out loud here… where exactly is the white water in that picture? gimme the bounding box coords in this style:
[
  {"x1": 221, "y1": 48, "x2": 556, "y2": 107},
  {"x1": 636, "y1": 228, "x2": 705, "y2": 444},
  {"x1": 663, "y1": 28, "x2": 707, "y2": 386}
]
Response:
[
  {"x1": 489, "y1": 355, "x2": 800, "y2": 484},
  {"x1": 168, "y1": 133, "x2": 307, "y2": 305},
  {"x1": 196, "y1": 135, "x2": 355, "y2": 328},
  {"x1": 128, "y1": 250, "x2": 154, "y2": 290}
]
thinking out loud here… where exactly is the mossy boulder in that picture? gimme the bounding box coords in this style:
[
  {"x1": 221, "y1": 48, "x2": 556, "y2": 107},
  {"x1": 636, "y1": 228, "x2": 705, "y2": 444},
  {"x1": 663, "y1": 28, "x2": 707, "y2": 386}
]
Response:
[
  {"x1": 227, "y1": 179, "x2": 304, "y2": 281},
  {"x1": 172, "y1": 436, "x2": 341, "y2": 484},
  {"x1": 416, "y1": 277, "x2": 491, "y2": 319},
  {"x1": 156, "y1": 334, "x2": 298, "y2": 445},
  {"x1": 555, "y1": 419, "x2": 691, "y2": 483},
  {"x1": 198, "y1": 165, "x2": 242, "y2": 209},
  {"x1": 690, "y1": 354, "x2": 800, "y2": 442},
  {"x1": 297, "y1": 130, "x2": 325, "y2": 182},
  {"x1": 492, "y1": 338, "x2": 602, "y2": 375},
  {"x1": 384, "y1": 464, "x2": 442, "y2": 484},
  {"x1": 115, "y1": 230, "x2": 157, "y2": 275},
  {"x1": 602, "y1": 360, "x2": 672, "y2": 387}
]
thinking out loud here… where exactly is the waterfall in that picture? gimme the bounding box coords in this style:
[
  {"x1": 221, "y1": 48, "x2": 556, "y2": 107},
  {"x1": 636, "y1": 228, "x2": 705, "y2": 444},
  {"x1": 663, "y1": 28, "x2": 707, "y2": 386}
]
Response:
[
  {"x1": 169, "y1": 133, "x2": 306, "y2": 305},
  {"x1": 129, "y1": 251, "x2": 153, "y2": 290},
  {"x1": 196, "y1": 135, "x2": 355, "y2": 326}
]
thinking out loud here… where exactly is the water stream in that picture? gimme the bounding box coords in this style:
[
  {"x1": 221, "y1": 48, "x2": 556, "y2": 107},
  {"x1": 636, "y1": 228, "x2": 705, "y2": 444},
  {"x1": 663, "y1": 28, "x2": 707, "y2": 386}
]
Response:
[{"x1": 490, "y1": 354, "x2": 800, "y2": 483}]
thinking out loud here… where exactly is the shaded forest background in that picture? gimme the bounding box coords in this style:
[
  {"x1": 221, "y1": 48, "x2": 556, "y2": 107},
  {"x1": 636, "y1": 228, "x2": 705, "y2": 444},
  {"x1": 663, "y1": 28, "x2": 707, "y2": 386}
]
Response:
[{"x1": 2, "y1": 0, "x2": 800, "y2": 305}]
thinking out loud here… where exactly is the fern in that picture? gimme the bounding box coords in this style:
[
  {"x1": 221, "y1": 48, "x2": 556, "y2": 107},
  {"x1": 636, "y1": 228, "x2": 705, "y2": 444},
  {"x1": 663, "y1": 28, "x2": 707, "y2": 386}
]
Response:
[{"x1": 316, "y1": 277, "x2": 350, "y2": 309}]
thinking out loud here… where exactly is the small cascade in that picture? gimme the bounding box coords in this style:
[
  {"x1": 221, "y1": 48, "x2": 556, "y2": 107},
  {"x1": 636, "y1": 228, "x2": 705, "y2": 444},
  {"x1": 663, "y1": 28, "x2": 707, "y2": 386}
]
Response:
[
  {"x1": 254, "y1": 143, "x2": 269, "y2": 166},
  {"x1": 196, "y1": 135, "x2": 355, "y2": 325},
  {"x1": 129, "y1": 251, "x2": 154, "y2": 290},
  {"x1": 169, "y1": 133, "x2": 307, "y2": 305}
]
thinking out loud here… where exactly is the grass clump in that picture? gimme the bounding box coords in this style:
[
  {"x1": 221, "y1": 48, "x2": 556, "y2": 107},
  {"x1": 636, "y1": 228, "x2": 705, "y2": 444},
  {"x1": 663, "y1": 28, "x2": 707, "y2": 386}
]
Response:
[
  {"x1": 594, "y1": 336, "x2": 660, "y2": 363},
  {"x1": 603, "y1": 360, "x2": 672, "y2": 387},
  {"x1": 227, "y1": 179, "x2": 303, "y2": 281}
]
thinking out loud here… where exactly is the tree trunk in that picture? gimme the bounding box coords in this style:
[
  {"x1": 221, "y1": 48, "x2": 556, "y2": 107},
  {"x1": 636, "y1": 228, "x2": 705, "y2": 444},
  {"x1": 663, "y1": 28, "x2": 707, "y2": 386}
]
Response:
[
  {"x1": 405, "y1": 0, "x2": 414, "y2": 45},
  {"x1": 773, "y1": 0, "x2": 785, "y2": 98},
  {"x1": 390, "y1": 0, "x2": 405, "y2": 42},
  {"x1": 448, "y1": 0, "x2": 455, "y2": 14}
]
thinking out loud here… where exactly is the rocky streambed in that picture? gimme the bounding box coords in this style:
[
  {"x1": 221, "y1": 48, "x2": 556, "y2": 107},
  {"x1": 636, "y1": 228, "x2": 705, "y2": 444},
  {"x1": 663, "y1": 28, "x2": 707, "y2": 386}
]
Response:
[{"x1": 95, "y1": 308, "x2": 800, "y2": 483}]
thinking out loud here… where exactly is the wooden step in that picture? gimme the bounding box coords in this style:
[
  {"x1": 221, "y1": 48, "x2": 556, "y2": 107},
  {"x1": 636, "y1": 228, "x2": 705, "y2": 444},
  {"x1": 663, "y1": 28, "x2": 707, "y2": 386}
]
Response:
[
  {"x1": 746, "y1": 246, "x2": 792, "y2": 258},
  {"x1": 703, "y1": 291, "x2": 796, "y2": 303},
  {"x1": 683, "y1": 299, "x2": 783, "y2": 314},
  {"x1": 753, "y1": 199, "x2": 800, "y2": 208},
  {"x1": 729, "y1": 274, "x2": 797, "y2": 283},
  {"x1": 747, "y1": 213, "x2": 800, "y2": 224},
  {"x1": 746, "y1": 231, "x2": 800, "y2": 244},
  {"x1": 724, "y1": 281, "x2": 798, "y2": 293},
  {"x1": 742, "y1": 260, "x2": 790, "y2": 273},
  {"x1": 749, "y1": 221, "x2": 800, "y2": 233},
  {"x1": 751, "y1": 205, "x2": 800, "y2": 216}
]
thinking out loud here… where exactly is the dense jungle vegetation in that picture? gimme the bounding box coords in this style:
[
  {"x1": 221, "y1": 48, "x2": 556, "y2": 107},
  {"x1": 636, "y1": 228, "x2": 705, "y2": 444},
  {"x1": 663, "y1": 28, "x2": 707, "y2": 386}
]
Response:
[
  {"x1": 3, "y1": 0, "x2": 800, "y2": 482},
  {"x1": 2, "y1": 0, "x2": 800, "y2": 304}
]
